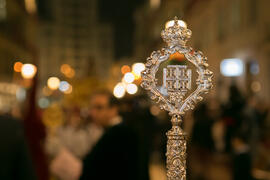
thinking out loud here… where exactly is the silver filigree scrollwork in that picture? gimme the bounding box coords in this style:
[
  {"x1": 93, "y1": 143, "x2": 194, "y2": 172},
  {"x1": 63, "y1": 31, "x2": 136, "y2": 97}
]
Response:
[{"x1": 141, "y1": 17, "x2": 213, "y2": 180}]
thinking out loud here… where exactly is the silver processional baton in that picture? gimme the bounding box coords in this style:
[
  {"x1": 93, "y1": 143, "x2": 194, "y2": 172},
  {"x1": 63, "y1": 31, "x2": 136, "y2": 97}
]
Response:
[{"x1": 141, "y1": 17, "x2": 213, "y2": 180}]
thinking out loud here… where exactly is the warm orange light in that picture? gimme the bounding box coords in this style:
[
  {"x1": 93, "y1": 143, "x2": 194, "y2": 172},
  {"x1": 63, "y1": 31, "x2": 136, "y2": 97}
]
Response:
[
  {"x1": 169, "y1": 52, "x2": 186, "y2": 61},
  {"x1": 66, "y1": 69, "x2": 75, "y2": 78},
  {"x1": 133, "y1": 73, "x2": 141, "y2": 80},
  {"x1": 60, "y1": 64, "x2": 75, "y2": 78},
  {"x1": 60, "y1": 64, "x2": 71, "y2": 74},
  {"x1": 121, "y1": 65, "x2": 131, "y2": 74},
  {"x1": 14, "y1": 62, "x2": 23, "y2": 72}
]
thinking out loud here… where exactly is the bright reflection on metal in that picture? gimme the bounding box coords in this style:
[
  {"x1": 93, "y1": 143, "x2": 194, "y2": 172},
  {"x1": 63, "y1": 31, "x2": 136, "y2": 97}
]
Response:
[{"x1": 165, "y1": 20, "x2": 187, "y2": 29}]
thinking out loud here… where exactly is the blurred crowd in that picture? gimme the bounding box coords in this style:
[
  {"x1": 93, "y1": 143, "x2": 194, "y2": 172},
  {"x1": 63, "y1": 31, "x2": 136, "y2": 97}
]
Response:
[
  {"x1": 187, "y1": 85, "x2": 270, "y2": 180},
  {"x1": 0, "y1": 84, "x2": 270, "y2": 180},
  {"x1": 1, "y1": 0, "x2": 269, "y2": 179}
]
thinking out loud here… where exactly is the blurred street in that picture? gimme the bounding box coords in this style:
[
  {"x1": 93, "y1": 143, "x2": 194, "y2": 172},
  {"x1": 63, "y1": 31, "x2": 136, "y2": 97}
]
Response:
[{"x1": 0, "y1": 0, "x2": 270, "y2": 180}]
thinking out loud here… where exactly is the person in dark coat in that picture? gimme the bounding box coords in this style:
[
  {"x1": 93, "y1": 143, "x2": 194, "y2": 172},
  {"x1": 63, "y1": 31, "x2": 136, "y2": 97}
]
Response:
[
  {"x1": 0, "y1": 115, "x2": 37, "y2": 180},
  {"x1": 80, "y1": 91, "x2": 148, "y2": 180},
  {"x1": 232, "y1": 133, "x2": 254, "y2": 180}
]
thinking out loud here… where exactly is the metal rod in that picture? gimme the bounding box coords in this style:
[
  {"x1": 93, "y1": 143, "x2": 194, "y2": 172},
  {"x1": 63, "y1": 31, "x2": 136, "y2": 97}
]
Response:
[{"x1": 166, "y1": 114, "x2": 187, "y2": 180}]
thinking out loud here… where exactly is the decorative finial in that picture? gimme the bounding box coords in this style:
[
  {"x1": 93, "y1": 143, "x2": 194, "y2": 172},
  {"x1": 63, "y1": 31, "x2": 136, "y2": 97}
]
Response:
[
  {"x1": 174, "y1": 16, "x2": 179, "y2": 25},
  {"x1": 162, "y1": 18, "x2": 190, "y2": 46}
]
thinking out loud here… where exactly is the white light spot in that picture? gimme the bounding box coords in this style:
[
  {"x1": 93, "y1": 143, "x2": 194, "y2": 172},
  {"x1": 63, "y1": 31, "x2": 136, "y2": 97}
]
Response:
[
  {"x1": 113, "y1": 83, "x2": 126, "y2": 98},
  {"x1": 126, "y1": 83, "x2": 138, "y2": 95},
  {"x1": 123, "y1": 72, "x2": 135, "y2": 84},
  {"x1": 220, "y1": 58, "x2": 244, "y2": 77}
]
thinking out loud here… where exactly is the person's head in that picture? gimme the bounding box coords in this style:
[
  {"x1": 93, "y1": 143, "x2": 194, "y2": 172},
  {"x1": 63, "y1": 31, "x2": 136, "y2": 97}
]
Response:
[{"x1": 89, "y1": 90, "x2": 119, "y2": 127}]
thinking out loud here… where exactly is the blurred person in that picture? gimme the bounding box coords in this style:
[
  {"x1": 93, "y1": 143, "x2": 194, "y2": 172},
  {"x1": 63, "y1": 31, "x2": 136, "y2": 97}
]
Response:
[
  {"x1": 0, "y1": 115, "x2": 37, "y2": 180},
  {"x1": 242, "y1": 96, "x2": 260, "y2": 157},
  {"x1": 46, "y1": 107, "x2": 103, "y2": 158},
  {"x1": 253, "y1": 131, "x2": 270, "y2": 178},
  {"x1": 232, "y1": 133, "x2": 254, "y2": 180},
  {"x1": 208, "y1": 95, "x2": 226, "y2": 152},
  {"x1": 189, "y1": 102, "x2": 215, "y2": 179},
  {"x1": 212, "y1": 119, "x2": 226, "y2": 152},
  {"x1": 23, "y1": 76, "x2": 49, "y2": 180},
  {"x1": 120, "y1": 95, "x2": 153, "y2": 180},
  {"x1": 80, "y1": 90, "x2": 147, "y2": 180},
  {"x1": 222, "y1": 85, "x2": 246, "y2": 153},
  {"x1": 250, "y1": 96, "x2": 269, "y2": 136},
  {"x1": 223, "y1": 92, "x2": 260, "y2": 156},
  {"x1": 191, "y1": 102, "x2": 215, "y2": 151},
  {"x1": 46, "y1": 106, "x2": 103, "y2": 180}
]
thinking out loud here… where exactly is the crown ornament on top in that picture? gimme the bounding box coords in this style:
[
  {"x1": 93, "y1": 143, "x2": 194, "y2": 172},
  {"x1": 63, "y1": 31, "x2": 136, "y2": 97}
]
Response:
[{"x1": 161, "y1": 17, "x2": 192, "y2": 46}]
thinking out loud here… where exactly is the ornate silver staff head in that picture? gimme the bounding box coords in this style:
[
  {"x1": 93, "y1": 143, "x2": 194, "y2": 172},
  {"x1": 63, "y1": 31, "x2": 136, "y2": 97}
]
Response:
[{"x1": 141, "y1": 17, "x2": 213, "y2": 180}]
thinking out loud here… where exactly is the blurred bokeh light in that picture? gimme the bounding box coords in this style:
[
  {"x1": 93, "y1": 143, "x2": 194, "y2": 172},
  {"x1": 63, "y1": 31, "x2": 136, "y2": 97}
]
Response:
[
  {"x1": 21, "y1": 64, "x2": 37, "y2": 79},
  {"x1": 220, "y1": 58, "x2": 244, "y2": 77},
  {"x1": 132, "y1": 63, "x2": 145, "y2": 77},
  {"x1": 121, "y1": 65, "x2": 131, "y2": 74},
  {"x1": 14, "y1": 62, "x2": 23, "y2": 72},
  {"x1": 113, "y1": 83, "x2": 125, "y2": 98},
  {"x1": 123, "y1": 72, "x2": 135, "y2": 84},
  {"x1": 47, "y1": 77, "x2": 60, "y2": 90},
  {"x1": 126, "y1": 83, "x2": 138, "y2": 95}
]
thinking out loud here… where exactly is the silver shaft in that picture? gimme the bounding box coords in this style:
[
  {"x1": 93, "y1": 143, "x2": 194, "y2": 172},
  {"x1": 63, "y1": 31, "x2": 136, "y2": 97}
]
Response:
[{"x1": 166, "y1": 115, "x2": 187, "y2": 180}]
